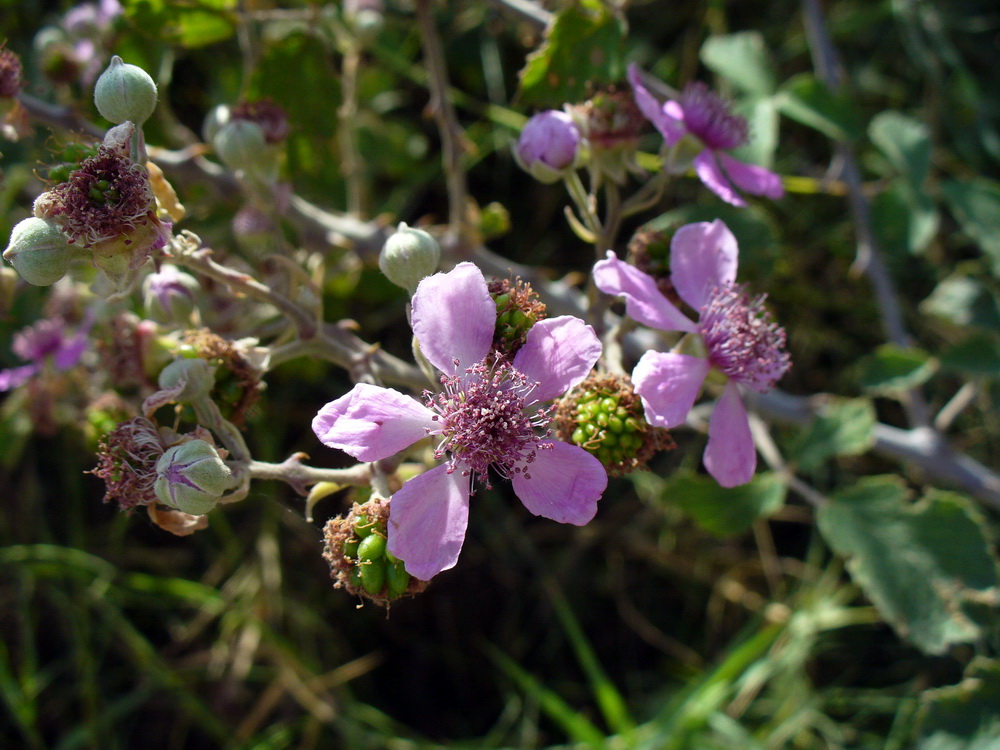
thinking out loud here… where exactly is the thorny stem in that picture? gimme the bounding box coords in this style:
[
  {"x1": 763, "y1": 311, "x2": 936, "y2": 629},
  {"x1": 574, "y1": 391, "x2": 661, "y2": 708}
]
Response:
[
  {"x1": 416, "y1": 0, "x2": 471, "y2": 254},
  {"x1": 247, "y1": 455, "x2": 373, "y2": 496}
]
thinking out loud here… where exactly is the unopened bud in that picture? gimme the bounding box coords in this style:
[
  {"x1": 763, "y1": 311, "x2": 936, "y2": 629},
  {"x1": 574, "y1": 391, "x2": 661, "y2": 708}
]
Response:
[
  {"x1": 154, "y1": 439, "x2": 233, "y2": 515},
  {"x1": 515, "y1": 110, "x2": 581, "y2": 183},
  {"x1": 158, "y1": 357, "x2": 216, "y2": 402},
  {"x1": 143, "y1": 265, "x2": 198, "y2": 323},
  {"x1": 379, "y1": 222, "x2": 441, "y2": 294},
  {"x1": 94, "y1": 56, "x2": 158, "y2": 125},
  {"x1": 213, "y1": 120, "x2": 272, "y2": 174},
  {"x1": 3, "y1": 217, "x2": 83, "y2": 286}
]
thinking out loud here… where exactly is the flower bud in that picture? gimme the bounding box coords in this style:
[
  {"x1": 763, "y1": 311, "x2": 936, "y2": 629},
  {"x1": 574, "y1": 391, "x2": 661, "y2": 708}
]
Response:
[
  {"x1": 212, "y1": 119, "x2": 272, "y2": 174},
  {"x1": 379, "y1": 222, "x2": 441, "y2": 294},
  {"x1": 201, "y1": 104, "x2": 231, "y2": 145},
  {"x1": 94, "y1": 56, "x2": 158, "y2": 125},
  {"x1": 154, "y1": 439, "x2": 233, "y2": 515},
  {"x1": 143, "y1": 265, "x2": 198, "y2": 323},
  {"x1": 3, "y1": 217, "x2": 83, "y2": 286},
  {"x1": 515, "y1": 110, "x2": 581, "y2": 183},
  {"x1": 158, "y1": 357, "x2": 216, "y2": 402}
]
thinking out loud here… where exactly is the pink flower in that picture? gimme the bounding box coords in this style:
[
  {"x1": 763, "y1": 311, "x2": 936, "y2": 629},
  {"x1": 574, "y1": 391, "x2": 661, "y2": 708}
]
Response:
[
  {"x1": 593, "y1": 220, "x2": 790, "y2": 487},
  {"x1": 312, "y1": 262, "x2": 607, "y2": 580},
  {"x1": 0, "y1": 312, "x2": 93, "y2": 391},
  {"x1": 628, "y1": 64, "x2": 783, "y2": 207}
]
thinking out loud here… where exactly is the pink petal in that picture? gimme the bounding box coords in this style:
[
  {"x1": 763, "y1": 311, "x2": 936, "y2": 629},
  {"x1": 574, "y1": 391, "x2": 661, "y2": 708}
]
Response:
[
  {"x1": 593, "y1": 251, "x2": 697, "y2": 333},
  {"x1": 0, "y1": 365, "x2": 38, "y2": 392},
  {"x1": 510, "y1": 440, "x2": 606, "y2": 525},
  {"x1": 627, "y1": 64, "x2": 686, "y2": 145},
  {"x1": 312, "y1": 383, "x2": 435, "y2": 462},
  {"x1": 632, "y1": 350, "x2": 711, "y2": 428},
  {"x1": 513, "y1": 316, "x2": 602, "y2": 403},
  {"x1": 718, "y1": 153, "x2": 784, "y2": 200},
  {"x1": 411, "y1": 262, "x2": 495, "y2": 374},
  {"x1": 670, "y1": 219, "x2": 740, "y2": 311},
  {"x1": 386, "y1": 463, "x2": 471, "y2": 580},
  {"x1": 703, "y1": 381, "x2": 756, "y2": 487},
  {"x1": 692, "y1": 150, "x2": 747, "y2": 207}
]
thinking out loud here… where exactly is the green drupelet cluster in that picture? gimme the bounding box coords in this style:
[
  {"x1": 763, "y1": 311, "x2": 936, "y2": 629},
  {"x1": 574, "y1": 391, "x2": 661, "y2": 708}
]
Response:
[{"x1": 342, "y1": 511, "x2": 411, "y2": 599}]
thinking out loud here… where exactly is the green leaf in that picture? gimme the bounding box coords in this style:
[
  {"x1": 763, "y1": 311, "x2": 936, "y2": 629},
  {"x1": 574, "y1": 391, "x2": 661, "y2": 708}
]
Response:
[
  {"x1": 942, "y1": 178, "x2": 1000, "y2": 278},
  {"x1": 916, "y1": 658, "x2": 1000, "y2": 750},
  {"x1": 776, "y1": 73, "x2": 863, "y2": 141},
  {"x1": 817, "y1": 477, "x2": 1000, "y2": 654},
  {"x1": 517, "y1": 0, "x2": 626, "y2": 108},
  {"x1": 662, "y1": 471, "x2": 786, "y2": 537},
  {"x1": 733, "y1": 95, "x2": 779, "y2": 169},
  {"x1": 869, "y1": 111, "x2": 932, "y2": 184},
  {"x1": 856, "y1": 343, "x2": 938, "y2": 394},
  {"x1": 870, "y1": 182, "x2": 939, "y2": 256},
  {"x1": 700, "y1": 32, "x2": 776, "y2": 97},
  {"x1": 920, "y1": 274, "x2": 1000, "y2": 329},
  {"x1": 123, "y1": 0, "x2": 237, "y2": 48},
  {"x1": 792, "y1": 397, "x2": 876, "y2": 472},
  {"x1": 939, "y1": 334, "x2": 1000, "y2": 377}
]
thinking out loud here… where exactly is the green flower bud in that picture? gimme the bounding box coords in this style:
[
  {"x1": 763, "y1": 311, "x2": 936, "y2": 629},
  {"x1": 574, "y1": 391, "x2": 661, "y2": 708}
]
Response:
[
  {"x1": 94, "y1": 56, "x2": 158, "y2": 125},
  {"x1": 158, "y1": 357, "x2": 216, "y2": 402},
  {"x1": 154, "y1": 439, "x2": 233, "y2": 515},
  {"x1": 378, "y1": 222, "x2": 441, "y2": 294},
  {"x1": 212, "y1": 120, "x2": 272, "y2": 174},
  {"x1": 201, "y1": 104, "x2": 231, "y2": 145},
  {"x1": 143, "y1": 265, "x2": 199, "y2": 323},
  {"x1": 3, "y1": 217, "x2": 84, "y2": 286}
]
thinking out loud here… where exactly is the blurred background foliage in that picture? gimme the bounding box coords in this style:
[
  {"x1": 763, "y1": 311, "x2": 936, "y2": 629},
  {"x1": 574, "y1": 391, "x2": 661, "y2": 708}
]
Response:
[{"x1": 1, "y1": 0, "x2": 999, "y2": 748}]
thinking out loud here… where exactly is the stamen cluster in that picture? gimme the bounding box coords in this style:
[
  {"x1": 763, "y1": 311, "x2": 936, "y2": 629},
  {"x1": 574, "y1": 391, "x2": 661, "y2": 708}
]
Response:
[
  {"x1": 90, "y1": 416, "x2": 165, "y2": 510},
  {"x1": 424, "y1": 357, "x2": 552, "y2": 488},
  {"x1": 698, "y1": 283, "x2": 791, "y2": 392},
  {"x1": 680, "y1": 82, "x2": 749, "y2": 151}
]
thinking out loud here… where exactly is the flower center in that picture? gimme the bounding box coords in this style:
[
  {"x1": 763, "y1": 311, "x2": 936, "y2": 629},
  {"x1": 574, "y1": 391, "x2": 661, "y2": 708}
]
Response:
[
  {"x1": 698, "y1": 284, "x2": 791, "y2": 393},
  {"x1": 679, "y1": 82, "x2": 749, "y2": 151},
  {"x1": 424, "y1": 357, "x2": 553, "y2": 487}
]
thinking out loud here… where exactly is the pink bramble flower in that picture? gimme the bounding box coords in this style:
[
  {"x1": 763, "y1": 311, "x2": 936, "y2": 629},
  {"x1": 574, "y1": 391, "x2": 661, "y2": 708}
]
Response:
[
  {"x1": 594, "y1": 219, "x2": 790, "y2": 487},
  {"x1": 628, "y1": 64, "x2": 783, "y2": 207},
  {"x1": 0, "y1": 311, "x2": 94, "y2": 391},
  {"x1": 312, "y1": 262, "x2": 607, "y2": 581}
]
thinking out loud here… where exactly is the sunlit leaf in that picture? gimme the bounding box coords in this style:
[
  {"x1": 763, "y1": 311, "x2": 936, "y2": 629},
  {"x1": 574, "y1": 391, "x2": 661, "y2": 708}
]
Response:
[
  {"x1": 123, "y1": 0, "x2": 237, "y2": 48},
  {"x1": 856, "y1": 344, "x2": 938, "y2": 394},
  {"x1": 792, "y1": 397, "x2": 876, "y2": 472},
  {"x1": 700, "y1": 32, "x2": 776, "y2": 97},
  {"x1": 776, "y1": 73, "x2": 863, "y2": 141}
]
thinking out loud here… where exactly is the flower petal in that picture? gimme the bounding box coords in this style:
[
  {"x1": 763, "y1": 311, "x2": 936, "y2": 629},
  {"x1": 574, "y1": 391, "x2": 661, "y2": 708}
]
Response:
[
  {"x1": 513, "y1": 316, "x2": 602, "y2": 403},
  {"x1": 632, "y1": 350, "x2": 710, "y2": 428},
  {"x1": 386, "y1": 464, "x2": 471, "y2": 580},
  {"x1": 411, "y1": 262, "x2": 495, "y2": 374},
  {"x1": 627, "y1": 64, "x2": 686, "y2": 145},
  {"x1": 670, "y1": 219, "x2": 740, "y2": 312},
  {"x1": 511, "y1": 440, "x2": 606, "y2": 525},
  {"x1": 593, "y1": 251, "x2": 697, "y2": 333},
  {"x1": 703, "y1": 381, "x2": 756, "y2": 487},
  {"x1": 0, "y1": 364, "x2": 39, "y2": 392},
  {"x1": 312, "y1": 383, "x2": 435, "y2": 462},
  {"x1": 692, "y1": 150, "x2": 746, "y2": 208},
  {"x1": 718, "y1": 153, "x2": 784, "y2": 200}
]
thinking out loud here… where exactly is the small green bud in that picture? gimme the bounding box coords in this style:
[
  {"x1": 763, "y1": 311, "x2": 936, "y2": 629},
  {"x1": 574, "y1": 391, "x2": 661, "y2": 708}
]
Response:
[
  {"x1": 3, "y1": 217, "x2": 84, "y2": 286},
  {"x1": 386, "y1": 558, "x2": 410, "y2": 598},
  {"x1": 358, "y1": 533, "x2": 386, "y2": 561},
  {"x1": 154, "y1": 439, "x2": 233, "y2": 515},
  {"x1": 94, "y1": 56, "x2": 158, "y2": 125},
  {"x1": 213, "y1": 120, "x2": 270, "y2": 173},
  {"x1": 359, "y1": 558, "x2": 386, "y2": 595},
  {"x1": 158, "y1": 357, "x2": 216, "y2": 402},
  {"x1": 143, "y1": 265, "x2": 199, "y2": 324},
  {"x1": 378, "y1": 222, "x2": 441, "y2": 294}
]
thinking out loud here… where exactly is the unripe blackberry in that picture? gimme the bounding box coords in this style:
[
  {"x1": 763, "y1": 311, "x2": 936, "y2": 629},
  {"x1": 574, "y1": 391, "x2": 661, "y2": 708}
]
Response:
[
  {"x1": 321, "y1": 500, "x2": 427, "y2": 606},
  {"x1": 555, "y1": 372, "x2": 674, "y2": 476},
  {"x1": 487, "y1": 276, "x2": 546, "y2": 357}
]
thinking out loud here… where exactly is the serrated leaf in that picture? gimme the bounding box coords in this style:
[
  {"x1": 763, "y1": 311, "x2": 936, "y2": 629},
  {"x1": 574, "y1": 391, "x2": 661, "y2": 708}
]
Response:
[
  {"x1": 123, "y1": 0, "x2": 236, "y2": 48},
  {"x1": 817, "y1": 477, "x2": 999, "y2": 654},
  {"x1": 661, "y1": 471, "x2": 786, "y2": 537},
  {"x1": 940, "y1": 334, "x2": 1000, "y2": 377},
  {"x1": 700, "y1": 32, "x2": 776, "y2": 97},
  {"x1": 517, "y1": 0, "x2": 626, "y2": 108},
  {"x1": 792, "y1": 397, "x2": 875, "y2": 472},
  {"x1": 917, "y1": 658, "x2": 1000, "y2": 749},
  {"x1": 869, "y1": 111, "x2": 932, "y2": 184},
  {"x1": 941, "y1": 179, "x2": 1000, "y2": 278},
  {"x1": 776, "y1": 73, "x2": 863, "y2": 141},
  {"x1": 920, "y1": 274, "x2": 1000, "y2": 329},
  {"x1": 856, "y1": 343, "x2": 938, "y2": 394}
]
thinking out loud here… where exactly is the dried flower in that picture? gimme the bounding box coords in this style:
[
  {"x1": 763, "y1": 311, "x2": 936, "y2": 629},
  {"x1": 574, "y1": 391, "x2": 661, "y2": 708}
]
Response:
[
  {"x1": 0, "y1": 45, "x2": 24, "y2": 99},
  {"x1": 594, "y1": 219, "x2": 790, "y2": 486},
  {"x1": 90, "y1": 416, "x2": 164, "y2": 510}
]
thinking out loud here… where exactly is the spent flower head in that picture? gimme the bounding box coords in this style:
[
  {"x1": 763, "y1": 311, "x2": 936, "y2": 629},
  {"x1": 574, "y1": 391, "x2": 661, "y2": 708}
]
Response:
[
  {"x1": 594, "y1": 219, "x2": 790, "y2": 486},
  {"x1": 91, "y1": 415, "x2": 165, "y2": 510},
  {"x1": 628, "y1": 64, "x2": 783, "y2": 207},
  {"x1": 313, "y1": 262, "x2": 607, "y2": 580}
]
